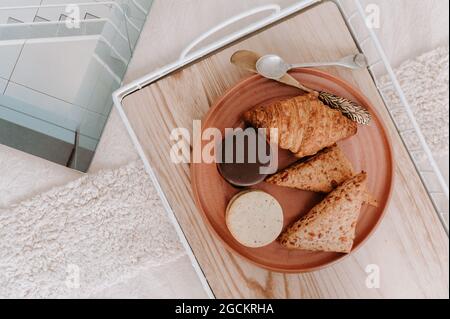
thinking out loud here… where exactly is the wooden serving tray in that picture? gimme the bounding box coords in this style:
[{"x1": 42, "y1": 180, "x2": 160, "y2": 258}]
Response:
[{"x1": 121, "y1": 2, "x2": 448, "y2": 298}]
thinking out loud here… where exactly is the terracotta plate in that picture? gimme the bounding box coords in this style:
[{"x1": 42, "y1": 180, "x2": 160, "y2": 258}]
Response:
[{"x1": 191, "y1": 69, "x2": 394, "y2": 273}]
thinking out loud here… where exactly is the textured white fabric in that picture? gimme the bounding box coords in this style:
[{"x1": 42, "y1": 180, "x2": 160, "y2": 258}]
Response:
[
  {"x1": 380, "y1": 46, "x2": 449, "y2": 157},
  {"x1": 0, "y1": 144, "x2": 82, "y2": 208},
  {"x1": 379, "y1": 46, "x2": 449, "y2": 225},
  {"x1": 0, "y1": 161, "x2": 184, "y2": 298}
]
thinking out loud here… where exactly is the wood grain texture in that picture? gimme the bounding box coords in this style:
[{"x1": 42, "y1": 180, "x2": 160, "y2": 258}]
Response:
[{"x1": 122, "y1": 2, "x2": 449, "y2": 298}]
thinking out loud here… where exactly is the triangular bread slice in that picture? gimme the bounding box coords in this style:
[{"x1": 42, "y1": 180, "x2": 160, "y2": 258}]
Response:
[
  {"x1": 243, "y1": 93, "x2": 357, "y2": 158},
  {"x1": 265, "y1": 145, "x2": 354, "y2": 193},
  {"x1": 279, "y1": 172, "x2": 369, "y2": 253}
]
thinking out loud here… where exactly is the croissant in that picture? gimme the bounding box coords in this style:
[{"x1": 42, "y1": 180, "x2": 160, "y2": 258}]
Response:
[
  {"x1": 243, "y1": 93, "x2": 357, "y2": 158},
  {"x1": 265, "y1": 145, "x2": 354, "y2": 193},
  {"x1": 279, "y1": 172, "x2": 369, "y2": 253}
]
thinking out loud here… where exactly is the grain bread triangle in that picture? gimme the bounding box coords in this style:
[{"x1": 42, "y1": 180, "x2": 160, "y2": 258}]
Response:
[
  {"x1": 243, "y1": 93, "x2": 357, "y2": 158},
  {"x1": 279, "y1": 172, "x2": 369, "y2": 253},
  {"x1": 265, "y1": 145, "x2": 354, "y2": 193}
]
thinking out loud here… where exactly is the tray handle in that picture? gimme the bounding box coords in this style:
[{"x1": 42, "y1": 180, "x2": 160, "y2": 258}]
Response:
[{"x1": 179, "y1": 4, "x2": 281, "y2": 60}]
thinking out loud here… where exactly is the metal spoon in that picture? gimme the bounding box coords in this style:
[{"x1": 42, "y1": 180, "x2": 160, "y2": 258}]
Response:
[
  {"x1": 256, "y1": 53, "x2": 368, "y2": 79},
  {"x1": 230, "y1": 50, "x2": 315, "y2": 93}
]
